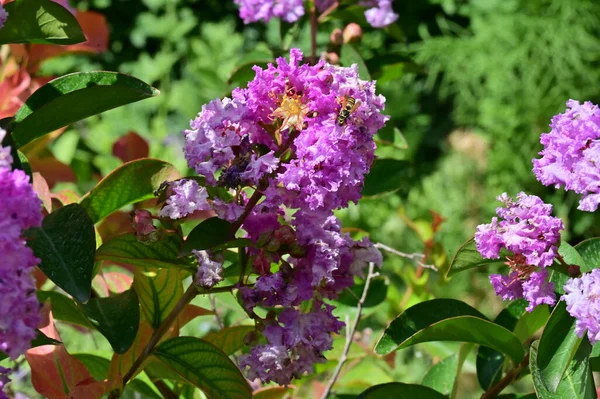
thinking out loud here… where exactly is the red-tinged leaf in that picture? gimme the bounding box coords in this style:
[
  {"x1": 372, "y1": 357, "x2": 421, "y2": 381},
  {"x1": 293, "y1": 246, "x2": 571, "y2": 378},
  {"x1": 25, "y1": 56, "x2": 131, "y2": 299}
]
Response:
[
  {"x1": 93, "y1": 271, "x2": 133, "y2": 296},
  {"x1": 253, "y1": 386, "x2": 294, "y2": 399},
  {"x1": 29, "y1": 156, "x2": 76, "y2": 188},
  {"x1": 69, "y1": 377, "x2": 116, "y2": 399},
  {"x1": 97, "y1": 211, "x2": 134, "y2": 242},
  {"x1": 32, "y1": 172, "x2": 52, "y2": 213},
  {"x1": 112, "y1": 132, "x2": 149, "y2": 163},
  {"x1": 25, "y1": 312, "x2": 99, "y2": 399},
  {"x1": 51, "y1": 189, "x2": 80, "y2": 206}
]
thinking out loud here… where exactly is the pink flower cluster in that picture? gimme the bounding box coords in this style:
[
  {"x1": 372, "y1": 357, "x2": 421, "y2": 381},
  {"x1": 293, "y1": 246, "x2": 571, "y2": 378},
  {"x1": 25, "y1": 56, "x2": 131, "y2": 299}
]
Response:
[
  {"x1": 162, "y1": 48, "x2": 387, "y2": 384},
  {"x1": 0, "y1": 130, "x2": 42, "y2": 361},
  {"x1": 475, "y1": 192, "x2": 563, "y2": 311}
]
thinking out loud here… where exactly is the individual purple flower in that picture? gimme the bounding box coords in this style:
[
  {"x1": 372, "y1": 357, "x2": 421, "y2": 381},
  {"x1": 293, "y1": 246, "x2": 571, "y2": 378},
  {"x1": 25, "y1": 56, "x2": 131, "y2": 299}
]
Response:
[
  {"x1": 475, "y1": 192, "x2": 563, "y2": 268},
  {"x1": 490, "y1": 272, "x2": 524, "y2": 301},
  {"x1": 159, "y1": 179, "x2": 211, "y2": 219},
  {"x1": 522, "y1": 269, "x2": 556, "y2": 311},
  {"x1": 0, "y1": 5, "x2": 7, "y2": 29},
  {"x1": 363, "y1": 0, "x2": 398, "y2": 28},
  {"x1": 533, "y1": 99, "x2": 600, "y2": 211},
  {"x1": 234, "y1": 0, "x2": 305, "y2": 24},
  {"x1": 563, "y1": 269, "x2": 600, "y2": 344},
  {"x1": 193, "y1": 250, "x2": 223, "y2": 289}
]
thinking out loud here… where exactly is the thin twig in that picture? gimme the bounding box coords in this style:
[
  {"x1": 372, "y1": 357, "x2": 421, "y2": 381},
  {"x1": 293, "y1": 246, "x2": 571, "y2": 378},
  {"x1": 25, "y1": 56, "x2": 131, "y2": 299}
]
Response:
[
  {"x1": 319, "y1": 262, "x2": 376, "y2": 399},
  {"x1": 317, "y1": 0, "x2": 339, "y2": 22},
  {"x1": 374, "y1": 242, "x2": 438, "y2": 271},
  {"x1": 310, "y1": 3, "x2": 318, "y2": 60},
  {"x1": 210, "y1": 294, "x2": 224, "y2": 330},
  {"x1": 480, "y1": 352, "x2": 530, "y2": 399}
]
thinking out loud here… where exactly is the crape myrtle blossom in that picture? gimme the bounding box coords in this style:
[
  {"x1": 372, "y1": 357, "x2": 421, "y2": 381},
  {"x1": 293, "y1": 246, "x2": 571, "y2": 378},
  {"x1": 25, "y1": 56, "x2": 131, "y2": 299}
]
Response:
[
  {"x1": 362, "y1": 0, "x2": 398, "y2": 28},
  {"x1": 162, "y1": 48, "x2": 387, "y2": 384},
  {"x1": 234, "y1": 0, "x2": 304, "y2": 24},
  {"x1": 0, "y1": 367, "x2": 9, "y2": 399},
  {"x1": 533, "y1": 99, "x2": 600, "y2": 212},
  {"x1": 563, "y1": 269, "x2": 600, "y2": 344},
  {"x1": 475, "y1": 192, "x2": 564, "y2": 311},
  {"x1": 0, "y1": 4, "x2": 7, "y2": 29}
]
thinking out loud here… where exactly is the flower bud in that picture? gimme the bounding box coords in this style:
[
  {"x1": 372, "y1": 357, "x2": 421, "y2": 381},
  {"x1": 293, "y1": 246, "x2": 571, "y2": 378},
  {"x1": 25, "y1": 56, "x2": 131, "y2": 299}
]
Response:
[
  {"x1": 280, "y1": 262, "x2": 293, "y2": 279},
  {"x1": 330, "y1": 28, "x2": 343, "y2": 45},
  {"x1": 131, "y1": 209, "x2": 158, "y2": 242},
  {"x1": 265, "y1": 237, "x2": 281, "y2": 252},
  {"x1": 273, "y1": 225, "x2": 296, "y2": 245},
  {"x1": 253, "y1": 252, "x2": 271, "y2": 275},
  {"x1": 343, "y1": 23, "x2": 363, "y2": 43},
  {"x1": 323, "y1": 51, "x2": 340, "y2": 65}
]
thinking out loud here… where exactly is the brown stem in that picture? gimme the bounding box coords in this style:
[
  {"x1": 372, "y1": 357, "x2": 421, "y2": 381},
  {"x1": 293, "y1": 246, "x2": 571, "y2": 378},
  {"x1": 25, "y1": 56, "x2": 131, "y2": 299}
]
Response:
[
  {"x1": 151, "y1": 379, "x2": 178, "y2": 399},
  {"x1": 480, "y1": 352, "x2": 530, "y2": 399},
  {"x1": 310, "y1": 4, "x2": 318, "y2": 60},
  {"x1": 319, "y1": 263, "x2": 377, "y2": 399},
  {"x1": 317, "y1": 0, "x2": 339, "y2": 23}
]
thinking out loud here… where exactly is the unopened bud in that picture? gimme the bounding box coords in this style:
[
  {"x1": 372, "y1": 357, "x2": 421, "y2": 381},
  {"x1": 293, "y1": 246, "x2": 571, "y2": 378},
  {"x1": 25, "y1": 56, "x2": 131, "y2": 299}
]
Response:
[
  {"x1": 280, "y1": 262, "x2": 293, "y2": 279},
  {"x1": 568, "y1": 264, "x2": 581, "y2": 277},
  {"x1": 265, "y1": 237, "x2": 281, "y2": 252},
  {"x1": 324, "y1": 51, "x2": 340, "y2": 65},
  {"x1": 131, "y1": 209, "x2": 158, "y2": 242},
  {"x1": 243, "y1": 331, "x2": 259, "y2": 346},
  {"x1": 343, "y1": 23, "x2": 363, "y2": 43},
  {"x1": 330, "y1": 28, "x2": 343, "y2": 45},
  {"x1": 274, "y1": 225, "x2": 296, "y2": 245},
  {"x1": 253, "y1": 252, "x2": 271, "y2": 275}
]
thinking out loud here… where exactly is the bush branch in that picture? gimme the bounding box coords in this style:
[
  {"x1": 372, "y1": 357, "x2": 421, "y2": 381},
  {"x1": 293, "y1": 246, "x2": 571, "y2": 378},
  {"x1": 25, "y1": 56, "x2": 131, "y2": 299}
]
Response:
[
  {"x1": 374, "y1": 242, "x2": 437, "y2": 271},
  {"x1": 480, "y1": 352, "x2": 530, "y2": 399}
]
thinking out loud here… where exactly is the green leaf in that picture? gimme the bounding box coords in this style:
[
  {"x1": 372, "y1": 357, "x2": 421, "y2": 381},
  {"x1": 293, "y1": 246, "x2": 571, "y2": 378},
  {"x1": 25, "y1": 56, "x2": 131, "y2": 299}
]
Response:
[
  {"x1": 153, "y1": 337, "x2": 252, "y2": 399},
  {"x1": 37, "y1": 291, "x2": 93, "y2": 328},
  {"x1": 531, "y1": 340, "x2": 596, "y2": 399},
  {"x1": 375, "y1": 298, "x2": 524, "y2": 364},
  {"x1": 134, "y1": 266, "x2": 183, "y2": 329},
  {"x1": 357, "y1": 382, "x2": 447, "y2": 399},
  {"x1": 11, "y1": 72, "x2": 159, "y2": 148},
  {"x1": 79, "y1": 289, "x2": 140, "y2": 354},
  {"x1": 27, "y1": 204, "x2": 96, "y2": 303},
  {"x1": 96, "y1": 233, "x2": 194, "y2": 271},
  {"x1": 536, "y1": 300, "x2": 581, "y2": 393},
  {"x1": 0, "y1": 0, "x2": 84, "y2": 45},
  {"x1": 335, "y1": 277, "x2": 388, "y2": 308},
  {"x1": 0, "y1": 330, "x2": 61, "y2": 362},
  {"x1": 362, "y1": 159, "x2": 410, "y2": 197},
  {"x1": 80, "y1": 159, "x2": 179, "y2": 223},
  {"x1": 181, "y1": 217, "x2": 233, "y2": 255},
  {"x1": 476, "y1": 300, "x2": 527, "y2": 390},
  {"x1": 73, "y1": 353, "x2": 110, "y2": 380},
  {"x1": 203, "y1": 326, "x2": 255, "y2": 356},
  {"x1": 574, "y1": 238, "x2": 600, "y2": 272},
  {"x1": 340, "y1": 44, "x2": 371, "y2": 80},
  {"x1": 422, "y1": 343, "x2": 472, "y2": 396},
  {"x1": 447, "y1": 238, "x2": 508, "y2": 277}
]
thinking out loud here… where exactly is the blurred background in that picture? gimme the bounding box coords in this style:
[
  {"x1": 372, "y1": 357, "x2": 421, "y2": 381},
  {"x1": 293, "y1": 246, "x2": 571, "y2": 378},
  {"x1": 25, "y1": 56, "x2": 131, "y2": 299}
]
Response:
[{"x1": 5, "y1": 0, "x2": 600, "y2": 397}]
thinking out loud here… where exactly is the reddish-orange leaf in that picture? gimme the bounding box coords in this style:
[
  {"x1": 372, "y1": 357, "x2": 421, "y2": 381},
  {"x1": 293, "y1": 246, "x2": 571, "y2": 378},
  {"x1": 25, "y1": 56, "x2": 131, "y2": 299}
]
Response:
[
  {"x1": 32, "y1": 172, "x2": 52, "y2": 214},
  {"x1": 93, "y1": 271, "x2": 133, "y2": 297},
  {"x1": 29, "y1": 156, "x2": 76, "y2": 188},
  {"x1": 112, "y1": 132, "x2": 150, "y2": 163}
]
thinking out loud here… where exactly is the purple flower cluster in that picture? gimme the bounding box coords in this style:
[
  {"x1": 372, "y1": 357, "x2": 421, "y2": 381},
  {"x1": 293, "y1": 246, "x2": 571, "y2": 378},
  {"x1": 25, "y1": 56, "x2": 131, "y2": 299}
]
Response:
[
  {"x1": 475, "y1": 192, "x2": 563, "y2": 311},
  {"x1": 234, "y1": 0, "x2": 398, "y2": 28},
  {"x1": 163, "y1": 49, "x2": 387, "y2": 384},
  {"x1": 0, "y1": 367, "x2": 9, "y2": 399},
  {"x1": 533, "y1": 100, "x2": 600, "y2": 212},
  {"x1": 563, "y1": 269, "x2": 600, "y2": 344},
  {"x1": 234, "y1": 0, "x2": 304, "y2": 24},
  {"x1": 0, "y1": 132, "x2": 42, "y2": 364},
  {"x1": 0, "y1": 5, "x2": 7, "y2": 29}
]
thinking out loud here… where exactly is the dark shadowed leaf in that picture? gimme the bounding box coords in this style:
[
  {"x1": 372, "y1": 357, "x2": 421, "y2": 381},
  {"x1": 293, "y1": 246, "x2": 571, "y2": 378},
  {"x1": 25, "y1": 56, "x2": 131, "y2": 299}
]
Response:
[
  {"x1": 153, "y1": 337, "x2": 252, "y2": 399},
  {"x1": 79, "y1": 289, "x2": 140, "y2": 354},
  {"x1": 336, "y1": 277, "x2": 388, "y2": 308},
  {"x1": 357, "y1": 382, "x2": 447, "y2": 399},
  {"x1": 28, "y1": 203, "x2": 96, "y2": 303},
  {"x1": 375, "y1": 299, "x2": 524, "y2": 364},
  {"x1": 11, "y1": 72, "x2": 158, "y2": 147},
  {"x1": 80, "y1": 158, "x2": 179, "y2": 223},
  {"x1": 0, "y1": 0, "x2": 84, "y2": 45},
  {"x1": 37, "y1": 291, "x2": 93, "y2": 328},
  {"x1": 363, "y1": 159, "x2": 410, "y2": 197},
  {"x1": 181, "y1": 217, "x2": 233, "y2": 255}
]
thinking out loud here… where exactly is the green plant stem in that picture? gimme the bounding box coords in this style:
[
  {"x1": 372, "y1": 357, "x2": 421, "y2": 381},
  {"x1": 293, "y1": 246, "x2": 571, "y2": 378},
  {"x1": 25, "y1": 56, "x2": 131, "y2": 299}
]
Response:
[
  {"x1": 480, "y1": 352, "x2": 530, "y2": 399},
  {"x1": 319, "y1": 262, "x2": 377, "y2": 399}
]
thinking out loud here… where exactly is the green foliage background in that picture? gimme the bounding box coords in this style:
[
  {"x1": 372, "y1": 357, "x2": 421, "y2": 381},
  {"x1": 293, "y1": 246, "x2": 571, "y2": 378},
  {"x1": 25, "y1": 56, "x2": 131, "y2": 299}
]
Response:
[{"x1": 12, "y1": 0, "x2": 600, "y2": 397}]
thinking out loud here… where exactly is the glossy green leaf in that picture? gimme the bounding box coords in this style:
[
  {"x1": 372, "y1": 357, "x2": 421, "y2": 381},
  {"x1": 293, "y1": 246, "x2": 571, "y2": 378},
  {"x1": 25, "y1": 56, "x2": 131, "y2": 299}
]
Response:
[
  {"x1": 447, "y1": 238, "x2": 508, "y2": 277},
  {"x1": 574, "y1": 238, "x2": 600, "y2": 272},
  {"x1": 37, "y1": 291, "x2": 93, "y2": 328},
  {"x1": 536, "y1": 300, "x2": 581, "y2": 393},
  {"x1": 96, "y1": 233, "x2": 194, "y2": 271},
  {"x1": 27, "y1": 203, "x2": 96, "y2": 303},
  {"x1": 531, "y1": 340, "x2": 596, "y2": 399},
  {"x1": 181, "y1": 217, "x2": 233, "y2": 255},
  {"x1": 340, "y1": 44, "x2": 371, "y2": 80},
  {"x1": 336, "y1": 277, "x2": 388, "y2": 308},
  {"x1": 0, "y1": 330, "x2": 61, "y2": 362},
  {"x1": 362, "y1": 159, "x2": 410, "y2": 197},
  {"x1": 134, "y1": 266, "x2": 183, "y2": 329},
  {"x1": 153, "y1": 337, "x2": 252, "y2": 399},
  {"x1": 357, "y1": 382, "x2": 447, "y2": 399},
  {"x1": 476, "y1": 300, "x2": 527, "y2": 390},
  {"x1": 203, "y1": 326, "x2": 255, "y2": 356},
  {"x1": 0, "y1": 0, "x2": 84, "y2": 45},
  {"x1": 375, "y1": 299, "x2": 524, "y2": 364},
  {"x1": 80, "y1": 159, "x2": 179, "y2": 223},
  {"x1": 79, "y1": 289, "x2": 140, "y2": 354},
  {"x1": 11, "y1": 72, "x2": 158, "y2": 148}
]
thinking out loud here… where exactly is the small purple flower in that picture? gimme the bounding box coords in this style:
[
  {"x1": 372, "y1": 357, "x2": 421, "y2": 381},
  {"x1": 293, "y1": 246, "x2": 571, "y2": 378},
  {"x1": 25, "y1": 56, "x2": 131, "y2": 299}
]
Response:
[
  {"x1": 159, "y1": 179, "x2": 211, "y2": 219},
  {"x1": 522, "y1": 269, "x2": 556, "y2": 312},
  {"x1": 490, "y1": 272, "x2": 524, "y2": 301},
  {"x1": 533, "y1": 99, "x2": 600, "y2": 211},
  {"x1": 563, "y1": 269, "x2": 600, "y2": 344},
  {"x1": 0, "y1": 5, "x2": 7, "y2": 29},
  {"x1": 0, "y1": 129, "x2": 12, "y2": 168},
  {"x1": 234, "y1": 0, "x2": 305, "y2": 24},
  {"x1": 193, "y1": 250, "x2": 224, "y2": 289},
  {"x1": 0, "y1": 367, "x2": 10, "y2": 399},
  {"x1": 363, "y1": 0, "x2": 398, "y2": 28}
]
